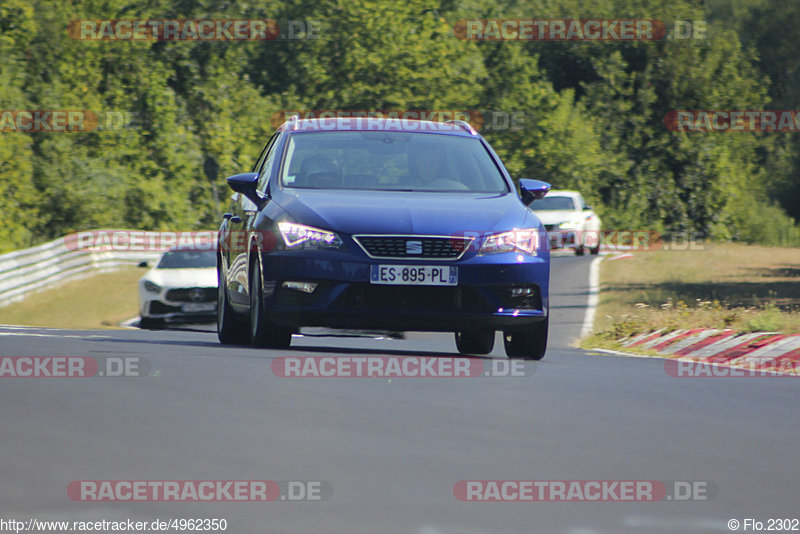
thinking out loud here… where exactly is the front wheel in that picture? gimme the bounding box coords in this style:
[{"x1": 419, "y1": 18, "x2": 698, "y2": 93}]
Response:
[
  {"x1": 455, "y1": 329, "x2": 495, "y2": 355},
  {"x1": 217, "y1": 262, "x2": 249, "y2": 345},
  {"x1": 504, "y1": 319, "x2": 548, "y2": 360},
  {"x1": 250, "y1": 259, "x2": 292, "y2": 349}
]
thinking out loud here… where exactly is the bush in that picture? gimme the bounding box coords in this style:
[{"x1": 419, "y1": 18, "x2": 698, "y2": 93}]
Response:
[{"x1": 729, "y1": 200, "x2": 800, "y2": 246}]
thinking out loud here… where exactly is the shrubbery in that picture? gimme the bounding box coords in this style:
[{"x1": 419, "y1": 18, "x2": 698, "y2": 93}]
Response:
[{"x1": 0, "y1": 0, "x2": 797, "y2": 252}]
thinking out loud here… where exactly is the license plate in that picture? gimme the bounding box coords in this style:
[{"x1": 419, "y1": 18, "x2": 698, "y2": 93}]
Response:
[
  {"x1": 370, "y1": 265, "x2": 458, "y2": 286},
  {"x1": 182, "y1": 303, "x2": 216, "y2": 312}
]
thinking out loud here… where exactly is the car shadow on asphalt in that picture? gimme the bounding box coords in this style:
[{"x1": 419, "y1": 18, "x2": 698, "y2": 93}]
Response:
[
  {"x1": 283, "y1": 343, "x2": 493, "y2": 359},
  {"x1": 88, "y1": 332, "x2": 493, "y2": 359}
]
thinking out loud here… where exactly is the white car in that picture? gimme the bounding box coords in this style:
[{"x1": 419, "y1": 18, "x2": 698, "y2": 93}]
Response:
[
  {"x1": 532, "y1": 190, "x2": 602, "y2": 255},
  {"x1": 138, "y1": 248, "x2": 218, "y2": 328}
]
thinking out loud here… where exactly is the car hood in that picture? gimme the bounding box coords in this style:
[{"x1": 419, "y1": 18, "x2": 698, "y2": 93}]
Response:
[
  {"x1": 532, "y1": 210, "x2": 581, "y2": 225},
  {"x1": 276, "y1": 190, "x2": 536, "y2": 235},
  {"x1": 141, "y1": 268, "x2": 217, "y2": 288}
]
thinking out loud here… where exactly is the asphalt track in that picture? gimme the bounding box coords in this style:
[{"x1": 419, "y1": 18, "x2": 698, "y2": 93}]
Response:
[{"x1": 1, "y1": 254, "x2": 798, "y2": 533}]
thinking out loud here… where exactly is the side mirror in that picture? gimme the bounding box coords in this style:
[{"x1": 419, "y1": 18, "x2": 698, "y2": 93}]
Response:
[
  {"x1": 226, "y1": 172, "x2": 265, "y2": 209},
  {"x1": 584, "y1": 205, "x2": 592, "y2": 210},
  {"x1": 137, "y1": 261, "x2": 148, "y2": 268},
  {"x1": 518, "y1": 179, "x2": 551, "y2": 206}
]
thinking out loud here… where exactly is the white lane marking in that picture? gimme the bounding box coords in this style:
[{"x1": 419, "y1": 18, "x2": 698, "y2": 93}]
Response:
[
  {"x1": 0, "y1": 332, "x2": 110, "y2": 339},
  {"x1": 588, "y1": 347, "x2": 664, "y2": 359},
  {"x1": 0, "y1": 324, "x2": 70, "y2": 331},
  {"x1": 579, "y1": 255, "x2": 604, "y2": 339}
]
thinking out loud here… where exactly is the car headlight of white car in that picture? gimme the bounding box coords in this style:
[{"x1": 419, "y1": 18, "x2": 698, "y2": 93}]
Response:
[
  {"x1": 558, "y1": 218, "x2": 583, "y2": 230},
  {"x1": 143, "y1": 280, "x2": 161, "y2": 293}
]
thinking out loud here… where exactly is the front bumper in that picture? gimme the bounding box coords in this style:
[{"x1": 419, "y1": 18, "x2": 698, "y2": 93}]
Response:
[
  {"x1": 139, "y1": 287, "x2": 217, "y2": 322},
  {"x1": 256, "y1": 252, "x2": 549, "y2": 332}
]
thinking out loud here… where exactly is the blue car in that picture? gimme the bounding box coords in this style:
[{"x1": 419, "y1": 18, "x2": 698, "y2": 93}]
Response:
[{"x1": 217, "y1": 116, "x2": 551, "y2": 359}]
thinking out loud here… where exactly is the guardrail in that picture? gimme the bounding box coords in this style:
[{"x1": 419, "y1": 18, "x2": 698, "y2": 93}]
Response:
[{"x1": 0, "y1": 234, "x2": 162, "y2": 308}]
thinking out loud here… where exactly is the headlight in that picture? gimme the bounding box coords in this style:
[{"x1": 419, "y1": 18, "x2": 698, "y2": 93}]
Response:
[
  {"x1": 479, "y1": 228, "x2": 542, "y2": 255},
  {"x1": 143, "y1": 280, "x2": 161, "y2": 293},
  {"x1": 277, "y1": 222, "x2": 344, "y2": 251}
]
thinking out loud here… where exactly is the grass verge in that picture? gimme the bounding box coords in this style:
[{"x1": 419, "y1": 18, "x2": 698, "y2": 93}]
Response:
[
  {"x1": 582, "y1": 243, "x2": 800, "y2": 350},
  {"x1": 0, "y1": 266, "x2": 143, "y2": 329}
]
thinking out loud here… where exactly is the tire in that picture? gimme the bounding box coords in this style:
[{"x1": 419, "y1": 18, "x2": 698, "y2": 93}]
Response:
[
  {"x1": 217, "y1": 261, "x2": 250, "y2": 345},
  {"x1": 504, "y1": 318, "x2": 548, "y2": 360},
  {"x1": 249, "y1": 259, "x2": 292, "y2": 349},
  {"x1": 455, "y1": 329, "x2": 495, "y2": 355},
  {"x1": 139, "y1": 317, "x2": 164, "y2": 329},
  {"x1": 575, "y1": 246, "x2": 586, "y2": 256},
  {"x1": 583, "y1": 229, "x2": 600, "y2": 255}
]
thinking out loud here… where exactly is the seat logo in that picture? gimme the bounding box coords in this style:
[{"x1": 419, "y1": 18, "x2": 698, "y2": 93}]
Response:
[
  {"x1": 405, "y1": 240, "x2": 423, "y2": 255},
  {"x1": 188, "y1": 288, "x2": 205, "y2": 302}
]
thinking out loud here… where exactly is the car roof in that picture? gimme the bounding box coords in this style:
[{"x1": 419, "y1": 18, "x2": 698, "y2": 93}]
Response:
[{"x1": 281, "y1": 117, "x2": 480, "y2": 137}]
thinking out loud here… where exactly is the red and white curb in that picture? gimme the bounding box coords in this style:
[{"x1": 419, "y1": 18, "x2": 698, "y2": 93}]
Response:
[{"x1": 597, "y1": 329, "x2": 800, "y2": 376}]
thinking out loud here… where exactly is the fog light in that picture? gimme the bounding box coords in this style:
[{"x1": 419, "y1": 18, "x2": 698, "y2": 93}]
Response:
[
  {"x1": 510, "y1": 287, "x2": 535, "y2": 297},
  {"x1": 282, "y1": 281, "x2": 318, "y2": 294}
]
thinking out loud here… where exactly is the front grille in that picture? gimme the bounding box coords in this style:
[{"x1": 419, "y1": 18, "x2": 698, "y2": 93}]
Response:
[
  {"x1": 148, "y1": 301, "x2": 181, "y2": 314},
  {"x1": 332, "y1": 284, "x2": 491, "y2": 312},
  {"x1": 353, "y1": 235, "x2": 472, "y2": 260},
  {"x1": 165, "y1": 287, "x2": 216, "y2": 302}
]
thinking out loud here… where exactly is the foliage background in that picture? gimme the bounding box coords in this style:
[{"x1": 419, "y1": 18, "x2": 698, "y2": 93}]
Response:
[{"x1": 1, "y1": 0, "x2": 798, "y2": 253}]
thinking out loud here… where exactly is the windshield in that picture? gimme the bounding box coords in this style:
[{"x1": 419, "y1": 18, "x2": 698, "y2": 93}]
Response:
[
  {"x1": 532, "y1": 195, "x2": 577, "y2": 211},
  {"x1": 156, "y1": 250, "x2": 216, "y2": 269},
  {"x1": 280, "y1": 131, "x2": 509, "y2": 193}
]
